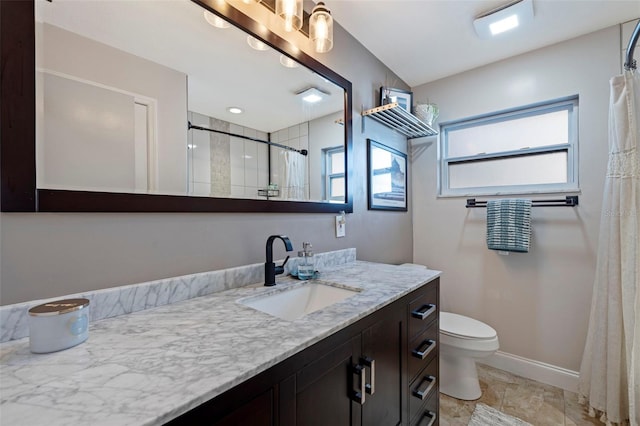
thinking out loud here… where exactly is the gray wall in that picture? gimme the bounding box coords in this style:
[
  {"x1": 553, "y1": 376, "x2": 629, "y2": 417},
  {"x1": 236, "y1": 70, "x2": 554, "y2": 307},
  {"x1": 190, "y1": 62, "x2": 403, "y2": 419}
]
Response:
[
  {"x1": 411, "y1": 25, "x2": 623, "y2": 373},
  {"x1": 0, "y1": 21, "x2": 413, "y2": 305}
]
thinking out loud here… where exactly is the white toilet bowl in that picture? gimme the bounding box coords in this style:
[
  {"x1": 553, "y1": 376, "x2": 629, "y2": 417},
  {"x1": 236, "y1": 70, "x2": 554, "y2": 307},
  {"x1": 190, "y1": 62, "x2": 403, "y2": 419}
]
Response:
[{"x1": 439, "y1": 312, "x2": 499, "y2": 400}]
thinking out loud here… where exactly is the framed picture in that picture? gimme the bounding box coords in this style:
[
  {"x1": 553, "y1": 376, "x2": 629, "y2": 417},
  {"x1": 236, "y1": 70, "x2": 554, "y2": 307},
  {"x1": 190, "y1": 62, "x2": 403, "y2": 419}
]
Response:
[
  {"x1": 367, "y1": 139, "x2": 408, "y2": 211},
  {"x1": 379, "y1": 87, "x2": 413, "y2": 113}
]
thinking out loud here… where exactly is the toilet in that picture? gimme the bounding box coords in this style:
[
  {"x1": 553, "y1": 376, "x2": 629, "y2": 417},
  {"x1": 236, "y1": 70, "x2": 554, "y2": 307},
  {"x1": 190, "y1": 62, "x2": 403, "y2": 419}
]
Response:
[
  {"x1": 398, "y1": 264, "x2": 499, "y2": 400},
  {"x1": 439, "y1": 312, "x2": 499, "y2": 400}
]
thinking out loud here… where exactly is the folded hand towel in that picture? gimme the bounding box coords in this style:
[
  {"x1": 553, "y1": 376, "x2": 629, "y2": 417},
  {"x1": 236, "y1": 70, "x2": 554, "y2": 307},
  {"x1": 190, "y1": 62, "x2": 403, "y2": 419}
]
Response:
[{"x1": 486, "y1": 199, "x2": 532, "y2": 253}]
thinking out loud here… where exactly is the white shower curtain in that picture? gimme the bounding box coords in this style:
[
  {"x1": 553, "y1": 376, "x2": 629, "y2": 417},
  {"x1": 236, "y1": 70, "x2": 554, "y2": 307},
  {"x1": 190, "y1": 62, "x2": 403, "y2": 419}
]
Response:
[
  {"x1": 579, "y1": 70, "x2": 639, "y2": 426},
  {"x1": 279, "y1": 150, "x2": 307, "y2": 200}
]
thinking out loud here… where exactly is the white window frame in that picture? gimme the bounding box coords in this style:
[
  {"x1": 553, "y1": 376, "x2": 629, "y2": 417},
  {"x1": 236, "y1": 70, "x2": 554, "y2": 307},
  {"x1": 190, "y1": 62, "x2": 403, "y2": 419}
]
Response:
[
  {"x1": 438, "y1": 96, "x2": 579, "y2": 197},
  {"x1": 323, "y1": 146, "x2": 345, "y2": 202}
]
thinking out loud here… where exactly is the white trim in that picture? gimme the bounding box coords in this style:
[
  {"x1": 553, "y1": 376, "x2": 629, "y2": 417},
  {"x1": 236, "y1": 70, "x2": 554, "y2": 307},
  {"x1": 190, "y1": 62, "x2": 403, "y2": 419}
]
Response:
[{"x1": 479, "y1": 350, "x2": 579, "y2": 392}]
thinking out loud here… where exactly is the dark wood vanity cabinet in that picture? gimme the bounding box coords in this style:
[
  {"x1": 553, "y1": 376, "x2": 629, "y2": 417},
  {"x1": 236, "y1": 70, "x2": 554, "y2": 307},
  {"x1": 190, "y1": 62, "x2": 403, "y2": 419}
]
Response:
[{"x1": 166, "y1": 278, "x2": 439, "y2": 426}]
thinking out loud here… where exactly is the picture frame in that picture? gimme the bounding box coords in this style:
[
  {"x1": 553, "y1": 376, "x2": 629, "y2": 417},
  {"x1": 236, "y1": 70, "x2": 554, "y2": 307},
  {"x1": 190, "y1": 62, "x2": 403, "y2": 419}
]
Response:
[
  {"x1": 367, "y1": 139, "x2": 408, "y2": 211},
  {"x1": 379, "y1": 86, "x2": 413, "y2": 113}
]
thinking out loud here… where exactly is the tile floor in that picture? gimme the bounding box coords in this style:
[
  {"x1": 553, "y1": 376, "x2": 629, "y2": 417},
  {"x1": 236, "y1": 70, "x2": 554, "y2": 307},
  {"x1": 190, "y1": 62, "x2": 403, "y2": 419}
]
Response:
[{"x1": 439, "y1": 364, "x2": 603, "y2": 425}]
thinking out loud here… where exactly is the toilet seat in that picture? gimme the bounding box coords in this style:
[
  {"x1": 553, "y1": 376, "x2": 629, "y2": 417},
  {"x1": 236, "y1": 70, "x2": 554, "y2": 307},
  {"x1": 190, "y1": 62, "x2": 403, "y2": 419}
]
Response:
[{"x1": 440, "y1": 312, "x2": 497, "y2": 340}]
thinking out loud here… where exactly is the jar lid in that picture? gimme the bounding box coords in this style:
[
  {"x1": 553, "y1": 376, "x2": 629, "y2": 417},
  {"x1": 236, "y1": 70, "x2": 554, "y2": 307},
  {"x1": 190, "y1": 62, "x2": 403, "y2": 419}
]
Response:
[{"x1": 28, "y1": 298, "x2": 90, "y2": 317}]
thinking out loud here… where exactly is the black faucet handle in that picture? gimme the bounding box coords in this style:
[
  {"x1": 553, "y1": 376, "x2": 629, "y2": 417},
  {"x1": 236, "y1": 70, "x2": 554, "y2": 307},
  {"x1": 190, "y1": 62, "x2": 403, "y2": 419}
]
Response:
[{"x1": 275, "y1": 255, "x2": 290, "y2": 274}]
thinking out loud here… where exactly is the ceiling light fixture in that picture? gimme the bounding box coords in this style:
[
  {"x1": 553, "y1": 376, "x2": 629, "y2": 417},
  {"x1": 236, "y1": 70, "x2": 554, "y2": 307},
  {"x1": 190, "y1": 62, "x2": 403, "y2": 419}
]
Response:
[
  {"x1": 228, "y1": 107, "x2": 243, "y2": 114},
  {"x1": 203, "y1": 10, "x2": 230, "y2": 29},
  {"x1": 473, "y1": 0, "x2": 534, "y2": 39},
  {"x1": 310, "y1": 2, "x2": 333, "y2": 53},
  {"x1": 276, "y1": 0, "x2": 303, "y2": 32},
  {"x1": 297, "y1": 87, "x2": 327, "y2": 103}
]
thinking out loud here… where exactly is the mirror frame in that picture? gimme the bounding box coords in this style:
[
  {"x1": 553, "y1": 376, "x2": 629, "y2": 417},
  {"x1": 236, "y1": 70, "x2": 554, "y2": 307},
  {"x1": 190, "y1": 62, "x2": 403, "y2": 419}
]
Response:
[{"x1": 0, "y1": 0, "x2": 353, "y2": 213}]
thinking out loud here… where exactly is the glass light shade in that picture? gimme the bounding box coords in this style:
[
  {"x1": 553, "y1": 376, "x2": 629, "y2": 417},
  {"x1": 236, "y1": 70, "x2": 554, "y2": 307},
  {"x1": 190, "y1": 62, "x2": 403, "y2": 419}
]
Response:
[
  {"x1": 247, "y1": 35, "x2": 270, "y2": 51},
  {"x1": 275, "y1": 0, "x2": 303, "y2": 32},
  {"x1": 203, "y1": 10, "x2": 230, "y2": 29},
  {"x1": 279, "y1": 54, "x2": 299, "y2": 68},
  {"x1": 310, "y1": 2, "x2": 333, "y2": 53}
]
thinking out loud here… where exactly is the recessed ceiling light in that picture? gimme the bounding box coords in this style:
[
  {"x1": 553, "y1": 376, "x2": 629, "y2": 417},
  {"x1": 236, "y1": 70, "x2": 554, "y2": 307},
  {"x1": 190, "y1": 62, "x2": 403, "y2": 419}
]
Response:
[
  {"x1": 247, "y1": 36, "x2": 270, "y2": 51},
  {"x1": 297, "y1": 87, "x2": 327, "y2": 103},
  {"x1": 228, "y1": 107, "x2": 243, "y2": 114},
  {"x1": 203, "y1": 10, "x2": 230, "y2": 29},
  {"x1": 473, "y1": 0, "x2": 533, "y2": 39}
]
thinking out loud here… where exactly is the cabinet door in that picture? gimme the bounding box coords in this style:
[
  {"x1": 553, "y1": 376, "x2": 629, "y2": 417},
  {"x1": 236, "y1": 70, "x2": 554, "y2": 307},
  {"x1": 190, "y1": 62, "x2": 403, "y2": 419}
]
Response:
[
  {"x1": 361, "y1": 306, "x2": 404, "y2": 426},
  {"x1": 165, "y1": 385, "x2": 275, "y2": 426},
  {"x1": 291, "y1": 335, "x2": 363, "y2": 426}
]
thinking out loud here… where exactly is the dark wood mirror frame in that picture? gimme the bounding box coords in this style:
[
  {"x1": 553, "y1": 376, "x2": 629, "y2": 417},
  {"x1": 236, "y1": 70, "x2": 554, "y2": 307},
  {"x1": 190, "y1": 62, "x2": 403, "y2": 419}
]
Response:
[{"x1": 0, "y1": 0, "x2": 353, "y2": 213}]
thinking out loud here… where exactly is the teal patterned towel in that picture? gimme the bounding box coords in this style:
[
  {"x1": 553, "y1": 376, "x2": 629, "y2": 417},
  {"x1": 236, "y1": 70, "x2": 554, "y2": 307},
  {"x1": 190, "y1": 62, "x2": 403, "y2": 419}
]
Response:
[{"x1": 486, "y1": 199, "x2": 532, "y2": 253}]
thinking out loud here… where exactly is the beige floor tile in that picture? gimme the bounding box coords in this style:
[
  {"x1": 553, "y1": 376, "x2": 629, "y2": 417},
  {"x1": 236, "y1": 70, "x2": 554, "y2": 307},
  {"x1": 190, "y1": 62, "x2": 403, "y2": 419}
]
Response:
[
  {"x1": 500, "y1": 379, "x2": 565, "y2": 425},
  {"x1": 564, "y1": 390, "x2": 603, "y2": 426},
  {"x1": 439, "y1": 365, "x2": 601, "y2": 426}
]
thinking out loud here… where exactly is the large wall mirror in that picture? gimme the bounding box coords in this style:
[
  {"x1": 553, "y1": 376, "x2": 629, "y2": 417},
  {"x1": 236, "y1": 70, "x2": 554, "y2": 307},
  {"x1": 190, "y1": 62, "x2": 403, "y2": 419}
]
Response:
[{"x1": 1, "y1": 0, "x2": 352, "y2": 213}]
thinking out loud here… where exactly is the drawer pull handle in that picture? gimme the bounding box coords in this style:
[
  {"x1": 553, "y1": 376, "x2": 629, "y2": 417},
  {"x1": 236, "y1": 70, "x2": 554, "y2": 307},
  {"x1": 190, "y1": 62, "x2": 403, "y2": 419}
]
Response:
[
  {"x1": 350, "y1": 364, "x2": 366, "y2": 405},
  {"x1": 412, "y1": 375, "x2": 436, "y2": 400},
  {"x1": 412, "y1": 339, "x2": 436, "y2": 360},
  {"x1": 361, "y1": 356, "x2": 375, "y2": 395},
  {"x1": 419, "y1": 411, "x2": 437, "y2": 426},
  {"x1": 411, "y1": 304, "x2": 436, "y2": 320}
]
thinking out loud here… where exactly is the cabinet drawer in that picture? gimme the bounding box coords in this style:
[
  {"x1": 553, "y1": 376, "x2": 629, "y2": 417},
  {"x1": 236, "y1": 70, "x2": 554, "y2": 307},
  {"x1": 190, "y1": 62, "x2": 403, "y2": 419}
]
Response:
[
  {"x1": 408, "y1": 322, "x2": 438, "y2": 383},
  {"x1": 410, "y1": 391, "x2": 438, "y2": 426},
  {"x1": 408, "y1": 283, "x2": 438, "y2": 341},
  {"x1": 409, "y1": 356, "x2": 438, "y2": 423}
]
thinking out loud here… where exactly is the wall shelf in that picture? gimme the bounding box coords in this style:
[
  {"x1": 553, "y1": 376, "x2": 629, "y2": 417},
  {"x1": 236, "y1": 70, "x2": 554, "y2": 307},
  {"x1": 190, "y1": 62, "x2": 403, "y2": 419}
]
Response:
[{"x1": 362, "y1": 103, "x2": 438, "y2": 139}]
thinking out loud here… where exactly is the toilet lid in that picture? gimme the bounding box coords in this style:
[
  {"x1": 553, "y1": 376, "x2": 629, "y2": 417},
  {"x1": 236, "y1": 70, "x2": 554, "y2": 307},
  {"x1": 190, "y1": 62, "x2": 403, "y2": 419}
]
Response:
[{"x1": 440, "y1": 312, "x2": 497, "y2": 339}]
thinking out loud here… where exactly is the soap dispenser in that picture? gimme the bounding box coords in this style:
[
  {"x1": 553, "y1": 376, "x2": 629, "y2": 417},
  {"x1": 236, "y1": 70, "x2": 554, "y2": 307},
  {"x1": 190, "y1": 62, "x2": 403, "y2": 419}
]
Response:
[{"x1": 297, "y1": 242, "x2": 315, "y2": 280}]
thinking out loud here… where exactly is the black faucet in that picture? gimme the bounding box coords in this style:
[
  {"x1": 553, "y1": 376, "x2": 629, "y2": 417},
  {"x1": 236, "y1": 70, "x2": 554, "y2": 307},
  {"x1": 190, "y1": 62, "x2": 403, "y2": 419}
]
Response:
[{"x1": 265, "y1": 235, "x2": 293, "y2": 286}]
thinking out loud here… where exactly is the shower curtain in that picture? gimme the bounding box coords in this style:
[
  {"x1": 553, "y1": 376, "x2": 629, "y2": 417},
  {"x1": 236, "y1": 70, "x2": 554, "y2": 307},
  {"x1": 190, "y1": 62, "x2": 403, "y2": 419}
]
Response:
[
  {"x1": 279, "y1": 150, "x2": 307, "y2": 200},
  {"x1": 579, "y1": 70, "x2": 639, "y2": 426}
]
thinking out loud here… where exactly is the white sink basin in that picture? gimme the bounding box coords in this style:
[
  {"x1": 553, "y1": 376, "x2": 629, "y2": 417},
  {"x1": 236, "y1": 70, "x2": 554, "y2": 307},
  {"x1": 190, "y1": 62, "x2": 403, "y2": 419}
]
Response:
[{"x1": 239, "y1": 282, "x2": 361, "y2": 321}]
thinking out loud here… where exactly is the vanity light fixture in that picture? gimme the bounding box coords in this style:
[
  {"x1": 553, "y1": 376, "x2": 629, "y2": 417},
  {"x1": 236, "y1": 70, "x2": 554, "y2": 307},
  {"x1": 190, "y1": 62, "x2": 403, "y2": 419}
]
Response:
[
  {"x1": 203, "y1": 10, "x2": 230, "y2": 29},
  {"x1": 247, "y1": 35, "x2": 270, "y2": 51},
  {"x1": 228, "y1": 107, "x2": 243, "y2": 114},
  {"x1": 473, "y1": 0, "x2": 534, "y2": 39},
  {"x1": 279, "y1": 54, "x2": 299, "y2": 68},
  {"x1": 297, "y1": 87, "x2": 327, "y2": 103},
  {"x1": 310, "y1": 2, "x2": 333, "y2": 53},
  {"x1": 276, "y1": 0, "x2": 303, "y2": 32}
]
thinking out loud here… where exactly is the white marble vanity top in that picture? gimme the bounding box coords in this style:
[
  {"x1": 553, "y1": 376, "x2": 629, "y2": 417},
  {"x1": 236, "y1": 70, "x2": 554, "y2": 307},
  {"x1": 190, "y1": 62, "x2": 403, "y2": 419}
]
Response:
[{"x1": 0, "y1": 259, "x2": 440, "y2": 426}]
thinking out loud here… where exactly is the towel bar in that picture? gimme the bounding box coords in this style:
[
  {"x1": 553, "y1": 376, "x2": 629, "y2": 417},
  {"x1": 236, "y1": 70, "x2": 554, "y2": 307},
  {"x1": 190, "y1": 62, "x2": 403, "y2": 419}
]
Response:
[{"x1": 466, "y1": 196, "x2": 578, "y2": 208}]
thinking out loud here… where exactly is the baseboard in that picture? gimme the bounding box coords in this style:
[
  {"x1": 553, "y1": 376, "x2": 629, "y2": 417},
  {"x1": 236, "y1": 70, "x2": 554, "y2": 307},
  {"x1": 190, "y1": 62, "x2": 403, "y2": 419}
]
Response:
[{"x1": 479, "y1": 350, "x2": 579, "y2": 392}]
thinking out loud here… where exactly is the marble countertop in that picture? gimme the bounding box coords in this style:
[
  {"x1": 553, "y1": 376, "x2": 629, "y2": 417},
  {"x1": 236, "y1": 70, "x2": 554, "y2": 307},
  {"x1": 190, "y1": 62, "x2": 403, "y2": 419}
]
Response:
[{"x1": 0, "y1": 261, "x2": 440, "y2": 426}]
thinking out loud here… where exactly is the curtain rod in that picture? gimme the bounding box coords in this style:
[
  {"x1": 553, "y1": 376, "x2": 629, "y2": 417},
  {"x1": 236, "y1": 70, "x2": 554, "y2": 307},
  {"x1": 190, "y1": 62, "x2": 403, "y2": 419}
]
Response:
[
  {"x1": 624, "y1": 20, "x2": 640, "y2": 71},
  {"x1": 466, "y1": 196, "x2": 579, "y2": 208},
  {"x1": 188, "y1": 122, "x2": 308, "y2": 156}
]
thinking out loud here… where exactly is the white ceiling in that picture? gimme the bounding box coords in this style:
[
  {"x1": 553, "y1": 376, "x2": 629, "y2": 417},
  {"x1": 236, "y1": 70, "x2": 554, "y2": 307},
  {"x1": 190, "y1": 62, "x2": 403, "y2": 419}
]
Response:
[{"x1": 328, "y1": 0, "x2": 640, "y2": 87}]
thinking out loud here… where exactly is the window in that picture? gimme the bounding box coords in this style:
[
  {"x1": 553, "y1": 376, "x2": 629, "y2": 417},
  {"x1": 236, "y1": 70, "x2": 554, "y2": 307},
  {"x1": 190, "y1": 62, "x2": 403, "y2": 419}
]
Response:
[
  {"x1": 323, "y1": 146, "x2": 345, "y2": 202},
  {"x1": 439, "y1": 96, "x2": 578, "y2": 197}
]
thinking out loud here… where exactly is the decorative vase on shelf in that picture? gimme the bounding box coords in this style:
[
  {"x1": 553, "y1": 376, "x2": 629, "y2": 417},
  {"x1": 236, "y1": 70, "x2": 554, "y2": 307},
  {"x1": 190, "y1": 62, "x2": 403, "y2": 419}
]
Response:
[{"x1": 415, "y1": 103, "x2": 439, "y2": 127}]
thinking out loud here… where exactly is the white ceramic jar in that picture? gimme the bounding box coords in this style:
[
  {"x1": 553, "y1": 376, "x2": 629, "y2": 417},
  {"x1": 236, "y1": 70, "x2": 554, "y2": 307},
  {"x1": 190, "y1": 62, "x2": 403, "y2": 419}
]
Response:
[{"x1": 28, "y1": 298, "x2": 90, "y2": 353}]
